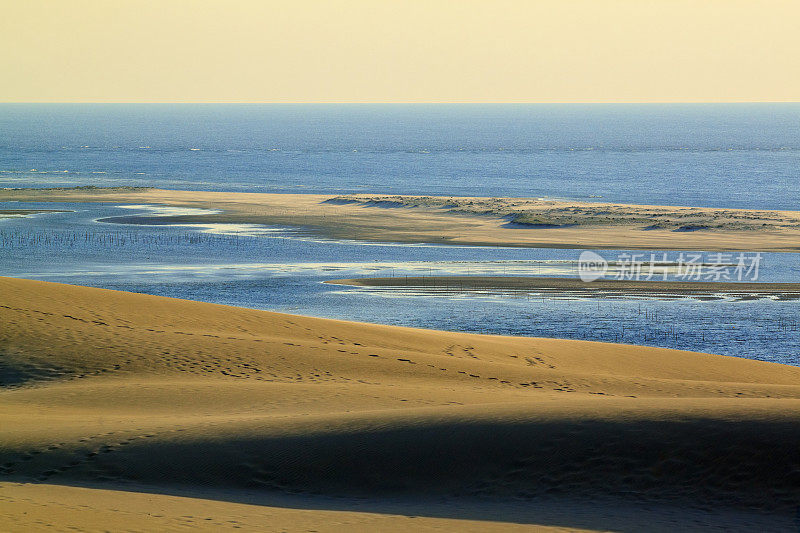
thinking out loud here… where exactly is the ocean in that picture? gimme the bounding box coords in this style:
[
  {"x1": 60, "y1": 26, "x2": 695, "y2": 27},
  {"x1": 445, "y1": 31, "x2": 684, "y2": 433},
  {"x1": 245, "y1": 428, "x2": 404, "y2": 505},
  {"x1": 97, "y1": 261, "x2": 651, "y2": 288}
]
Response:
[
  {"x1": 2, "y1": 103, "x2": 799, "y2": 208},
  {"x1": 2, "y1": 104, "x2": 799, "y2": 365}
]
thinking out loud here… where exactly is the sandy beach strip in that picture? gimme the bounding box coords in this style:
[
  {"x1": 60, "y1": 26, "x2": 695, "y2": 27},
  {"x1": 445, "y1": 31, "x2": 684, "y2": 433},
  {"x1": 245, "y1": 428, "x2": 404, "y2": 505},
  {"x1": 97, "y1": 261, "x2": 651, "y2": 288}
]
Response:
[
  {"x1": 2, "y1": 276, "x2": 800, "y2": 530},
  {"x1": 326, "y1": 276, "x2": 800, "y2": 299},
  {"x1": 3, "y1": 187, "x2": 800, "y2": 251}
]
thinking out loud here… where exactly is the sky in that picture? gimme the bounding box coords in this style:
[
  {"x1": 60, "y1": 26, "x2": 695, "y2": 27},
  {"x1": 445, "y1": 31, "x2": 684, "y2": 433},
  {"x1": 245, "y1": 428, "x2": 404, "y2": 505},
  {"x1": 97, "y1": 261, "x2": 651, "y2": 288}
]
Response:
[{"x1": 1, "y1": 0, "x2": 798, "y2": 103}]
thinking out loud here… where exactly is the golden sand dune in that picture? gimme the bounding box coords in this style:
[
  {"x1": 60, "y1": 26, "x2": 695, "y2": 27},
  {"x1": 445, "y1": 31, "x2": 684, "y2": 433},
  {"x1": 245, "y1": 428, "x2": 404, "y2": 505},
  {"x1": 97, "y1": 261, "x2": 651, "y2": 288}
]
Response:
[{"x1": 2, "y1": 276, "x2": 800, "y2": 531}]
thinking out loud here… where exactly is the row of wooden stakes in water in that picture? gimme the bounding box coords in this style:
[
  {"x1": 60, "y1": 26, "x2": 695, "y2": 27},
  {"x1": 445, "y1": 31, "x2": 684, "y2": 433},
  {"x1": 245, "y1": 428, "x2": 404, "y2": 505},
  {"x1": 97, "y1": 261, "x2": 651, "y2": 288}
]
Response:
[{"x1": 0, "y1": 230, "x2": 253, "y2": 247}]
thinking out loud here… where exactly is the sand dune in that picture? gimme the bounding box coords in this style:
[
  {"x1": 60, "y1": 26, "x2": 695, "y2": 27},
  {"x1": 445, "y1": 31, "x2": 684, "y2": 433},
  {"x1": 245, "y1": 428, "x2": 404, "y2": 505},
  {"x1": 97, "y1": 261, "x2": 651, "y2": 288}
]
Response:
[
  {"x1": 2, "y1": 276, "x2": 800, "y2": 531},
  {"x1": 4, "y1": 187, "x2": 800, "y2": 251}
]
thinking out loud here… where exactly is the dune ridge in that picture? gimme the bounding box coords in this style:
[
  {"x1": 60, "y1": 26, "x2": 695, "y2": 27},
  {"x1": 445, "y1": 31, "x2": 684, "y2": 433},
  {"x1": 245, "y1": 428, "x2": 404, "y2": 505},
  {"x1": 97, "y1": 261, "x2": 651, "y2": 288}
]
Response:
[{"x1": 2, "y1": 276, "x2": 800, "y2": 531}]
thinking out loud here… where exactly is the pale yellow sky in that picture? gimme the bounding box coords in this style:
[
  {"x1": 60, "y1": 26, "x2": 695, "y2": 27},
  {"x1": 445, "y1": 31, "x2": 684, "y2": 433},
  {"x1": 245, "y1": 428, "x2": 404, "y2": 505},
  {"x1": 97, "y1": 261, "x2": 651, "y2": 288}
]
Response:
[{"x1": 1, "y1": 0, "x2": 798, "y2": 103}]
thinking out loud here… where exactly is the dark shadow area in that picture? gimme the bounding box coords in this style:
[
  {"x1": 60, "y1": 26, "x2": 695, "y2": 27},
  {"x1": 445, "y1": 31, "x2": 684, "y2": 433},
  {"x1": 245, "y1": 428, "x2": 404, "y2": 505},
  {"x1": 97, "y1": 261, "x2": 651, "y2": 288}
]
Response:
[{"x1": 3, "y1": 415, "x2": 799, "y2": 529}]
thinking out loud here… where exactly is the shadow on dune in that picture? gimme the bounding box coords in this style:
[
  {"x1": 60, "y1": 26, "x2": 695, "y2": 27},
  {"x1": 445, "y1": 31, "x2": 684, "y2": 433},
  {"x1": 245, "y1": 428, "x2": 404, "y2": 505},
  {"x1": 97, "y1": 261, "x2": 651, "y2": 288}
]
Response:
[{"x1": 4, "y1": 415, "x2": 800, "y2": 528}]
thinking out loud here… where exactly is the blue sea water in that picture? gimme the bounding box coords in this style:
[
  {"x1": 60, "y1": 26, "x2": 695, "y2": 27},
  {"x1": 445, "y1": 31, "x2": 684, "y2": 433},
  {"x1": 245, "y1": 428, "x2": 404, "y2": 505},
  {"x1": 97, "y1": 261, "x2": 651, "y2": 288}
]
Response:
[
  {"x1": 2, "y1": 202, "x2": 799, "y2": 366},
  {"x1": 2, "y1": 104, "x2": 799, "y2": 208},
  {"x1": 1, "y1": 104, "x2": 799, "y2": 365}
]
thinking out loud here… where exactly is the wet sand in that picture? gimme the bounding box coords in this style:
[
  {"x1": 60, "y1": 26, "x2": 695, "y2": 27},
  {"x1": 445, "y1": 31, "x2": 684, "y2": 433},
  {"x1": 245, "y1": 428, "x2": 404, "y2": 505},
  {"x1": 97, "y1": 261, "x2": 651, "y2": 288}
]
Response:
[{"x1": 327, "y1": 276, "x2": 800, "y2": 300}]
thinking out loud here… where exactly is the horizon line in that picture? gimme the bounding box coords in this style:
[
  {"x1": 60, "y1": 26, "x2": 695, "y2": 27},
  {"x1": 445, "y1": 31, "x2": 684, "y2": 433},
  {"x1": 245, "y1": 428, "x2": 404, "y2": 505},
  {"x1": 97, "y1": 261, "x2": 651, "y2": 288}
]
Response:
[{"x1": 1, "y1": 100, "x2": 799, "y2": 105}]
